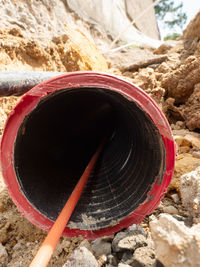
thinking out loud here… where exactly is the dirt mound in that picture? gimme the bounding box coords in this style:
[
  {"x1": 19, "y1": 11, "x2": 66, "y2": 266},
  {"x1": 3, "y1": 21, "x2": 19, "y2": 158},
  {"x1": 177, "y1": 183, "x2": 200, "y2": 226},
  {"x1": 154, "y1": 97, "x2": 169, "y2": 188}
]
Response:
[
  {"x1": 183, "y1": 11, "x2": 200, "y2": 40},
  {"x1": 0, "y1": 27, "x2": 108, "y2": 72},
  {"x1": 119, "y1": 30, "x2": 200, "y2": 130},
  {"x1": 161, "y1": 55, "x2": 200, "y2": 103},
  {"x1": 179, "y1": 83, "x2": 200, "y2": 130}
]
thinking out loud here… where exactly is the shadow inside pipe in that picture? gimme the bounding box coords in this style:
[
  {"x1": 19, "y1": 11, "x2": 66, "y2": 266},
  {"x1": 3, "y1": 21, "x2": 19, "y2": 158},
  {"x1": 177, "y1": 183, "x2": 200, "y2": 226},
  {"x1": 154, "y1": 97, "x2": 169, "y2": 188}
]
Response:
[{"x1": 14, "y1": 87, "x2": 165, "y2": 230}]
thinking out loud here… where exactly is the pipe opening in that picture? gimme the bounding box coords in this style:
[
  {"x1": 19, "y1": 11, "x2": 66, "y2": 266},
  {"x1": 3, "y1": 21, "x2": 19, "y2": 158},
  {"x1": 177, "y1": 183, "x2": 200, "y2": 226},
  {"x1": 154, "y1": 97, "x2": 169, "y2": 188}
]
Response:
[{"x1": 14, "y1": 87, "x2": 165, "y2": 230}]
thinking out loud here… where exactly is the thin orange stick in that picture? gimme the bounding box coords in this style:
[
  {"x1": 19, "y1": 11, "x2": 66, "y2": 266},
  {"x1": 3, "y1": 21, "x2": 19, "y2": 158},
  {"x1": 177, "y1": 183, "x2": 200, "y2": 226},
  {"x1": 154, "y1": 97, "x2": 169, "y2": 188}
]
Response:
[{"x1": 29, "y1": 140, "x2": 105, "y2": 267}]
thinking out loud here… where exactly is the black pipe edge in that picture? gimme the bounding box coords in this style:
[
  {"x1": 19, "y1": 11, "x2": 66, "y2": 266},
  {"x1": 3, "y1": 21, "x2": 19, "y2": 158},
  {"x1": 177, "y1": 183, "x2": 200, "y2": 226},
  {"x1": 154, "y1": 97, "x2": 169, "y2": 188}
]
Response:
[{"x1": 0, "y1": 71, "x2": 65, "y2": 96}]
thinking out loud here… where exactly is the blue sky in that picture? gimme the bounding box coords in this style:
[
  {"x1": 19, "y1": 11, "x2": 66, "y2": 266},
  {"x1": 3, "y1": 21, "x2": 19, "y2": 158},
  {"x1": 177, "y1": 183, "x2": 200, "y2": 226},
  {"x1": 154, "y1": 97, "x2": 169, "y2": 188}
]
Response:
[{"x1": 159, "y1": 0, "x2": 200, "y2": 38}]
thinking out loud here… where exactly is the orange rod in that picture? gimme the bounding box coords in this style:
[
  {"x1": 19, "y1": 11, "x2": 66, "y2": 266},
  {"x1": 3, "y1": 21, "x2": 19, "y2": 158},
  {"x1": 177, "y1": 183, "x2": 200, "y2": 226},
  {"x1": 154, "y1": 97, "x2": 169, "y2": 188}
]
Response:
[{"x1": 29, "y1": 140, "x2": 105, "y2": 267}]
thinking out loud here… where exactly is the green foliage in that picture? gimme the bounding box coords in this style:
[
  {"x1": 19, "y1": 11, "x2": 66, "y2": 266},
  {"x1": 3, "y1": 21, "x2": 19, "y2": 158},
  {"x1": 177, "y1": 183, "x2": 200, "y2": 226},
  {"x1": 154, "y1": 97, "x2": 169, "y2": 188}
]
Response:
[
  {"x1": 154, "y1": 0, "x2": 187, "y2": 30},
  {"x1": 164, "y1": 32, "x2": 181, "y2": 40}
]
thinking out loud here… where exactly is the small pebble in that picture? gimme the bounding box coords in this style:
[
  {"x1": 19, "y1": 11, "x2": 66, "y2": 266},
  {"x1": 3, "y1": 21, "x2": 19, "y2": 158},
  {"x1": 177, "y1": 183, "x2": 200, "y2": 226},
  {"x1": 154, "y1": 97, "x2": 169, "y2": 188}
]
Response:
[
  {"x1": 91, "y1": 238, "x2": 111, "y2": 257},
  {"x1": 192, "y1": 151, "x2": 200, "y2": 159},
  {"x1": 162, "y1": 205, "x2": 178, "y2": 214},
  {"x1": 170, "y1": 194, "x2": 180, "y2": 204}
]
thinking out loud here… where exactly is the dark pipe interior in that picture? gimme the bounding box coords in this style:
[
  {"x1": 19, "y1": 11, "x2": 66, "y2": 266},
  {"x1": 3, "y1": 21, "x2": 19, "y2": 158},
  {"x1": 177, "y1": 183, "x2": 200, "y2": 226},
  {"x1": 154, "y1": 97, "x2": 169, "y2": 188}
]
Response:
[{"x1": 14, "y1": 87, "x2": 166, "y2": 230}]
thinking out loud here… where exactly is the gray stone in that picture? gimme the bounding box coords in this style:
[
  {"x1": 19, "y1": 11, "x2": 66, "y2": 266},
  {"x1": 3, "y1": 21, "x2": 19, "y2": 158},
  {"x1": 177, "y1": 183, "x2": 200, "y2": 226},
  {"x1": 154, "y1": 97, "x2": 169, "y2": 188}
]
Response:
[
  {"x1": 121, "y1": 250, "x2": 133, "y2": 265},
  {"x1": 112, "y1": 231, "x2": 147, "y2": 253},
  {"x1": 112, "y1": 232, "x2": 127, "y2": 252},
  {"x1": 0, "y1": 243, "x2": 8, "y2": 267},
  {"x1": 62, "y1": 246, "x2": 98, "y2": 267},
  {"x1": 126, "y1": 225, "x2": 146, "y2": 237},
  {"x1": 91, "y1": 238, "x2": 112, "y2": 257}
]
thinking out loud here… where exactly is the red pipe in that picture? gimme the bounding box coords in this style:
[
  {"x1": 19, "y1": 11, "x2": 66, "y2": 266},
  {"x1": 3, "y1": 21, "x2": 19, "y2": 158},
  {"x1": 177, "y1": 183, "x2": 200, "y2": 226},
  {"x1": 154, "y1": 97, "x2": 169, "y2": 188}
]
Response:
[{"x1": 0, "y1": 72, "x2": 175, "y2": 239}]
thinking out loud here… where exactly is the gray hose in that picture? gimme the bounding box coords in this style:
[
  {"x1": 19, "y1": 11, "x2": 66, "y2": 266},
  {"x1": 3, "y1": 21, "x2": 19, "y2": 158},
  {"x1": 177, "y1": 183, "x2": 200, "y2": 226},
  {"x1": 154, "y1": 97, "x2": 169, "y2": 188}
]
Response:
[{"x1": 0, "y1": 71, "x2": 65, "y2": 97}]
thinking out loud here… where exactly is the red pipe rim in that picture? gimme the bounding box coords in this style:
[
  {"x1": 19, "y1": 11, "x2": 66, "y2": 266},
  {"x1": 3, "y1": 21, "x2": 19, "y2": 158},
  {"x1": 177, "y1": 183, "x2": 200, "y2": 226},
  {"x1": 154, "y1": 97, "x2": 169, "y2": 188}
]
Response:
[{"x1": 0, "y1": 72, "x2": 175, "y2": 239}]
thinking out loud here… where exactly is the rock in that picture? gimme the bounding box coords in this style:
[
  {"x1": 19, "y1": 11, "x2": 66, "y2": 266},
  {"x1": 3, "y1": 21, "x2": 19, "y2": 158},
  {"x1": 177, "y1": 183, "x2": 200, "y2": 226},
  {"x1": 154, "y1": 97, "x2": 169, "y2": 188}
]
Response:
[
  {"x1": 180, "y1": 166, "x2": 200, "y2": 216},
  {"x1": 150, "y1": 214, "x2": 200, "y2": 267},
  {"x1": 130, "y1": 67, "x2": 164, "y2": 106},
  {"x1": 156, "y1": 202, "x2": 164, "y2": 212},
  {"x1": 181, "y1": 83, "x2": 200, "y2": 130},
  {"x1": 192, "y1": 151, "x2": 200, "y2": 159},
  {"x1": 154, "y1": 40, "x2": 180, "y2": 55},
  {"x1": 184, "y1": 134, "x2": 200, "y2": 149},
  {"x1": 62, "y1": 246, "x2": 98, "y2": 267},
  {"x1": 132, "y1": 68, "x2": 158, "y2": 90},
  {"x1": 0, "y1": 243, "x2": 8, "y2": 267},
  {"x1": 175, "y1": 121, "x2": 186, "y2": 130},
  {"x1": 162, "y1": 205, "x2": 178, "y2": 214},
  {"x1": 132, "y1": 246, "x2": 156, "y2": 267},
  {"x1": 162, "y1": 97, "x2": 183, "y2": 123},
  {"x1": 174, "y1": 135, "x2": 191, "y2": 147},
  {"x1": 13, "y1": 240, "x2": 25, "y2": 251},
  {"x1": 170, "y1": 194, "x2": 180, "y2": 204},
  {"x1": 172, "y1": 129, "x2": 190, "y2": 137},
  {"x1": 91, "y1": 238, "x2": 111, "y2": 257},
  {"x1": 167, "y1": 153, "x2": 200, "y2": 194},
  {"x1": 112, "y1": 231, "x2": 147, "y2": 253},
  {"x1": 148, "y1": 87, "x2": 166, "y2": 107},
  {"x1": 121, "y1": 250, "x2": 133, "y2": 265},
  {"x1": 79, "y1": 239, "x2": 91, "y2": 250},
  {"x1": 112, "y1": 232, "x2": 127, "y2": 252},
  {"x1": 173, "y1": 130, "x2": 200, "y2": 152},
  {"x1": 127, "y1": 224, "x2": 146, "y2": 237},
  {"x1": 161, "y1": 56, "x2": 200, "y2": 103}
]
